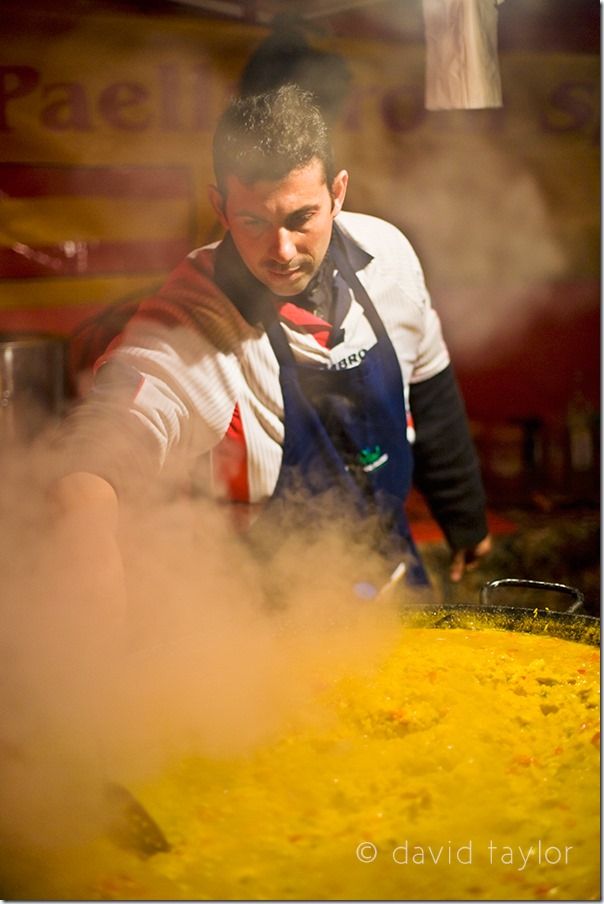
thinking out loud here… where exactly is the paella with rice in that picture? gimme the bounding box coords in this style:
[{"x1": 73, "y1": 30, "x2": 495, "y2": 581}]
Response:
[{"x1": 4, "y1": 610, "x2": 600, "y2": 901}]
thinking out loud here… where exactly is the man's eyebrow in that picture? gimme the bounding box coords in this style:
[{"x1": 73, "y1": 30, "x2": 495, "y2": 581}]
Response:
[
  {"x1": 234, "y1": 208, "x2": 266, "y2": 219},
  {"x1": 284, "y1": 204, "x2": 320, "y2": 223},
  {"x1": 233, "y1": 203, "x2": 321, "y2": 222}
]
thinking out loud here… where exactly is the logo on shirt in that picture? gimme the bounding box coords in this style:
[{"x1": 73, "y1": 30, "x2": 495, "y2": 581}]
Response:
[
  {"x1": 329, "y1": 348, "x2": 368, "y2": 370},
  {"x1": 357, "y1": 445, "x2": 389, "y2": 473}
]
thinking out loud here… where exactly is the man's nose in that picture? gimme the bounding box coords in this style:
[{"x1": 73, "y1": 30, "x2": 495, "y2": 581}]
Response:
[{"x1": 270, "y1": 227, "x2": 296, "y2": 263}]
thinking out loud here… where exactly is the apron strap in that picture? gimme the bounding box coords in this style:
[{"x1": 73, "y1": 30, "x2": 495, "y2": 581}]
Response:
[
  {"x1": 330, "y1": 223, "x2": 388, "y2": 343},
  {"x1": 262, "y1": 300, "x2": 297, "y2": 365}
]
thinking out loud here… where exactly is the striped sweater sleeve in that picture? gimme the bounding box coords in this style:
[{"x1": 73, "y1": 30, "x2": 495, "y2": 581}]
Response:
[{"x1": 58, "y1": 254, "x2": 247, "y2": 499}]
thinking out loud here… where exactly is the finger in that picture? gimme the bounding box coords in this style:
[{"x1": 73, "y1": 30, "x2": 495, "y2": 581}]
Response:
[
  {"x1": 476, "y1": 534, "x2": 493, "y2": 557},
  {"x1": 449, "y1": 551, "x2": 466, "y2": 582}
]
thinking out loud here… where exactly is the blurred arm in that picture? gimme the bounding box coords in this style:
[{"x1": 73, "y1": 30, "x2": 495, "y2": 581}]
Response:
[
  {"x1": 409, "y1": 364, "x2": 491, "y2": 581},
  {"x1": 48, "y1": 471, "x2": 128, "y2": 641}
]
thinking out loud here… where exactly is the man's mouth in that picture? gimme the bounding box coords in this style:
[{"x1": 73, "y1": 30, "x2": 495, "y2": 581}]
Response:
[{"x1": 266, "y1": 264, "x2": 303, "y2": 279}]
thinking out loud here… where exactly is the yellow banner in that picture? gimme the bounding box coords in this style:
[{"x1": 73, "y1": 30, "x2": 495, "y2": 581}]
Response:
[{"x1": 0, "y1": 6, "x2": 598, "y2": 337}]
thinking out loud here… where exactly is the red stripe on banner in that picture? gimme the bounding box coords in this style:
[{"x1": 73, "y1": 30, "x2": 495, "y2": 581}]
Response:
[
  {"x1": 0, "y1": 302, "x2": 131, "y2": 336},
  {"x1": 0, "y1": 238, "x2": 190, "y2": 278},
  {"x1": 0, "y1": 164, "x2": 192, "y2": 199}
]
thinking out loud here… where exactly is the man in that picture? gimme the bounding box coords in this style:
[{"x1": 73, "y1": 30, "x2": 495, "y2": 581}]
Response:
[{"x1": 55, "y1": 85, "x2": 490, "y2": 594}]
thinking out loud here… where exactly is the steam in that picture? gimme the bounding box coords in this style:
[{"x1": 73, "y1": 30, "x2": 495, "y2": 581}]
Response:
[
  {"x1": 1, "y1": 10, "x2": 596, "y2": 896},
  {"x1": 0, "y1": 429, "x2": 401, "y2": 889},
  {"x1": 343, "y1": 129, "x2": 569, "y2": 366}
]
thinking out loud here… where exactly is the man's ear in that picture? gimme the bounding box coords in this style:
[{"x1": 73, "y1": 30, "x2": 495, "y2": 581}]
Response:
[
  {"x1": 208, "y1": 184, "x2": 229, "y2": 230},
  {"x1": 330, "y1": 169, "x2": 349, "y2": 217}
]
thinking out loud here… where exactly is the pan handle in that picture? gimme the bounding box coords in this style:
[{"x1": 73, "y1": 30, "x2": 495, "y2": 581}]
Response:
[{"x1": 479, "y1": 578, "x2": 585, "y2": 614}]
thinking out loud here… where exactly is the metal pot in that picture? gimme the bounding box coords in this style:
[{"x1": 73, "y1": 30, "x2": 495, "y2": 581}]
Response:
[
  {"x1": 402, "y1": 579, "x2": 600, "y2": 646},
  {"x1": 0, "y1": 332, "x2": 66, "y2": 443}
]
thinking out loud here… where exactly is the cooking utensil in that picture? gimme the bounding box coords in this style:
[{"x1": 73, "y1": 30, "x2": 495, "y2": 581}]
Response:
[
  {"x1": 353, "y1": 560, "x2": 407, "y2": 600},
  {"x1": 103, "y1": 781, "x2": 171, "y2": 859},
  {"x1": 99, "y1": 591, "x2": 598, "y2": 901},
  {"x1": 479, "y1": 577, "x2": 585, "y2": 613},
  {"x1": 103, "y1": 577, "x2": 597, "y2": 860},
  {"x1": 0, "y1": 332, "x2": 66, "y2": 443},
  {"x1": 401, "y1": 599, "x2": 599, "y2": 647},
  {"x1": 376, "y1": 561, "x2": 407, "y2": 598}
]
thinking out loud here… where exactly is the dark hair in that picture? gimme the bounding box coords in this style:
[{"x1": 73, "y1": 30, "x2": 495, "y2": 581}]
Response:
[
  {"x1": 238, "y1": 15, "x2": 351, "y2": 125},
  {"x1": 212, "y1": 84, "x2": 335, "y2": 196}
]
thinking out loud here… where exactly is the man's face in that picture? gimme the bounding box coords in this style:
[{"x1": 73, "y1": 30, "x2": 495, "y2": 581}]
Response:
[{"x1": 209, "y1": 158, "x2": 348, "y2": 297}]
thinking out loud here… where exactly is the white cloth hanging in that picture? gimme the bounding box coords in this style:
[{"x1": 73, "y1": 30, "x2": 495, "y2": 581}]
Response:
[{"x1": 423, "y1": 0, "x2": 505, "y2": 110}]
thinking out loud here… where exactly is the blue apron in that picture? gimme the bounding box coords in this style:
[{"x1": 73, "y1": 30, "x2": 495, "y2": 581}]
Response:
[{"x1": 251, "y1": 225, "x2": 429, "y2": 588}]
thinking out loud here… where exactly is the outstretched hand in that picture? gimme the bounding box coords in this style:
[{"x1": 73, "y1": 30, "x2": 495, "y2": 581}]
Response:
[
  {"x1": 449, "y1": 534, "x2": 493, "y2": 583},
  {"x1": 48, "y1": 472, "x2": 128, "y2": 646}
]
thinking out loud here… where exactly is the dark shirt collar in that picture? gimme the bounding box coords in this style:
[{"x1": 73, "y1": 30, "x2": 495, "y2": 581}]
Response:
[
  {"x1": 213, "y1": 231, "x2": 272, "y2": 326},
  {"x1": 332, "y1": 220, "x2": 373, "y2": 273}
]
